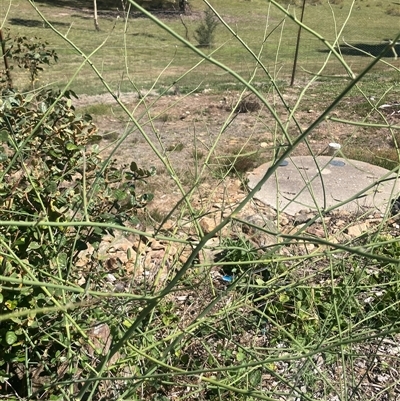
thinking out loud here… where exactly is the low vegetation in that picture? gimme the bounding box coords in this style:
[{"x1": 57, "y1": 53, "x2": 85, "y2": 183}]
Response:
[{"x1": 0, "y1": 0, "x2": 400, "y2": 400}]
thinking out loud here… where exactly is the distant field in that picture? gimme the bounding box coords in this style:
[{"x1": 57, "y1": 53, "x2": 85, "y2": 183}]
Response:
[{"x1": 1, "y1": 0, "x2": 399, "y2": 94}]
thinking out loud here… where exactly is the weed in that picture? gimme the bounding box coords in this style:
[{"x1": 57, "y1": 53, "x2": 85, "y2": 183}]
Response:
[
  {"x1": 159, "y1": 113, "x2": 173, "y2": 122},
  {"x1": 386, "y1": 4, "x2": 400, "y2": 16},
  {"x1": 102, "y1": 130, "x2": 120, "y2": 141},
  {"x1": 147, "y1": 207, "x2": 168, "y2": 224},
  {"x1": 212, "y1": 148, "x2": 264, "y2": 178},
  {"x1": 192, "y1": 148, "x2": 205, "y2": 160},
  {"x1": 1, "y1": 1, "x2": 400, "y2": 400},
  {"x1": 233, "y1": 95, "x2": 262, "y2": 113},
  {"x1": 216, "y1": 236, "x2": 266, "y2": 277},
  {"x1": 0, "y1": 33, "x2": 156, "y2": 396},
  {"x1": 166, "y1": 142, "x2": 184, "y2": 151}
]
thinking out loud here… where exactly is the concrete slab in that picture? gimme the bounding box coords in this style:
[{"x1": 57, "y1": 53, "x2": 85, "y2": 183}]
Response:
[{"x1": 247, "y1": 156, "x2": 400, "y2": 216}]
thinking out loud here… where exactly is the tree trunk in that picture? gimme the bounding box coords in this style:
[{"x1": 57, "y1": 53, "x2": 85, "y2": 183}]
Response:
[
  {"x1": 0, "y1": 29, "x2": 13, "y2": 88},
  {"x1": 179, "y1": 0, "x2": 187, "y2": 14},
  {"x1": 93, "y1": 0, "x2": 100, "y2": 31}
]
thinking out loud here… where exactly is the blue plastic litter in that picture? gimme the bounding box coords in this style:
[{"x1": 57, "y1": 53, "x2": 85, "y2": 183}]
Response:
[
  {"x1": 279, "y1": 160, "x2": 289, "y2": 167},
  {"x1": 221, "y1": 275, "x2": 233, "y2": 283}
]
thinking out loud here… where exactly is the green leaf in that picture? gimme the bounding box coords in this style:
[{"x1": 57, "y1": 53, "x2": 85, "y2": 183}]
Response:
[
  {"x1": 130, "y1": 161, "x2": 138, "y2": 172},
  {"x1": 65, "y1": 142, "x2": 80, "y2": 151},
  {"x1": 28, "y1": 241, "x2": 41, "y2": 250},
  {"x1": 113, "y1": 189, "x2": 127, "y2": 201},
  {"x1": 0, "y1": 293, "x2": 3, "y2": 303},
  {"x1": 5, "y1": 331, "x2": 17, "y2": 345},
  {"x1": 0, "y1": 129, "x2": 8, "y2": 142},
  {"x1": 279, "y1": 293, "x2": 290, "y2": 303},
  {"x1": 5, "y1": 300, "x2": 18, "y2": 310},
  {"x1": 57, "y1": 253, "x2": 68, "y2": 269}
]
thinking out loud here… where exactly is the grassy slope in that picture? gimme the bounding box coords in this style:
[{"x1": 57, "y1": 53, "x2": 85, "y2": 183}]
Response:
[{"x1": 2, "y1": 0, "x2": 399, "y2": 94}]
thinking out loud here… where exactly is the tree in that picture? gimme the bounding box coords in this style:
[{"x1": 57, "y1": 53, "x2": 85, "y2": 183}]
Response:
[
  {"x1": 94, "y1": 0, "x2": 100, "y2": 31},
  {"x1": 179, "y1": 0, "x2": 188, "y2": 14},
  {"x1": 194, "y1": 8, "x2": 218, "y2": 48}
]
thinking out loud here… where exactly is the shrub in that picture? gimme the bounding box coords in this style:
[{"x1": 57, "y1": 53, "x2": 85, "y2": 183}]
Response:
[
  {"x1": 194, "y1": 8, "x2": 218, "y2": 48},
  {"x1": 0, "y1": 29, "x2": 58, "y2": 89},
  {"x1": 0, "y1": 33, "x2": 155, "y2": 397}
]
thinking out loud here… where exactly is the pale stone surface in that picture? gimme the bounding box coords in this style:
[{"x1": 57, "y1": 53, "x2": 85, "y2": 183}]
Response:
[
  {"x1": 248, "y1": 156, "x2": 399, "y2": 216},
  {"x1": 346, "y1": 222, "x2": 370, "y2": 237}
]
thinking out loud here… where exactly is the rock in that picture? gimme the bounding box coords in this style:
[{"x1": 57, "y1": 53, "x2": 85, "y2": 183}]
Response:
[
  {"x1": 106, "y1": 273, "x2": 116, "y2": 283},
  {"x1": 150, "y1": 240, "x2": 164, "y2": 250},
  {"x1": 87, "y1": 323, "x2": 120, "y2": 366},
  {"x1": 346, "y1": 222, "x2": 369, "y2": 237},
  {"x1": 334, "y1": 219, "x2": 346, "y2": 228},
  {"x1": 279, "y1": 215, "x2": 290, "y2": 226},
  {"x1": 132, "y1": 238, "x2": 147, "y2": 253},
  {"x1": 287, "y1": 224, "x2": 305, "y2": 235},
  {"x1": 178, "y1": 245, "x2": 196, "y2": 264},
  {"x1": 77, "y1": 275, "x2": 86, "y2": 286},
  {"x1": 303, "y1": 243, "x2": 316, "y2": 253},
  {"x1": 97, "y1": 232, "x2": 137, "y2": 265},
  {"x1": 161, "y1": 219, "x2": 175, "y2": 231},
  {"x1": 294, "y1": 209, "x2": 314, "y2": 225},
  {"x1": 306, "y1": 225, "x2": 326, "y2": 238},
  {"x1": 165, "y1": 245, "x2": 178, "y2": 257},
  {"x1": 145, "y1": 249, "x2": 165, "y2": 265},
  {"x1": 75, "y1": 243, "x2": 95, "y2": 268},
  {"x1": 200, "y1": 216, "x2": 219, "y2": 235},
  {"x1": 242, "y1": 214, "x2": 278, "y2": 246},
  {"x1": 391, "y1": 196, "x2": 400, "y2": 216}
]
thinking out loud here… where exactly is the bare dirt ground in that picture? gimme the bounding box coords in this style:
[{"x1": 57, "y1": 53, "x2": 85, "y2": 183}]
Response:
[{"x1": 74, "y1": 88, "x2": 399, "y2": 220}]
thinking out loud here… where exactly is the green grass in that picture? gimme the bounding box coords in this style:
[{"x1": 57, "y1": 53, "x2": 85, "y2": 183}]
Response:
[
  {"x1": 78, "y1": 103, "x2": 113, "y2": 115},
  {"x1": 2, "y1": 0, "x2": 399, "y2": 94}
]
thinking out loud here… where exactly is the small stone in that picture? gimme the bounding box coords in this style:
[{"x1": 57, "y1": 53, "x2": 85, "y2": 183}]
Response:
[
  {"x1": 161, "y1": 220, "x2": 175, "y2": 231},
  {"x1": 200, "y1": 217, "x2": 218, "y2": 235},
  {"x1": 106, "y1": 274, "x2": 116, "y2": 283},
  {"x1": 303, "y1": 243, "x2": 315, "y2": 253},
  {"x1": 114, "y1": 282, "x2": 126, "y2": 292},
  {"x1": 145, "y1": 250, "x2": 165, "y2": 266},
  {"x1": 346, "y1": 222, "x2": 369, "y2": 237},
  {"x1": 150, "y1": 240, "x2": 164, "y2": 250},
  {"x1": 242, "y1": 214, "x2": 278, "y2": 246},
  {"x1": 294, "y1": 210, "x2": 313, "y2": 225},
  {"x1": 76, "y1": 243, "x2": 95, "y2": 268},
  {"x1": 166, "y1": 246, "x2": 178, "y2": 257},
  {"x1": 132, "y1": 239, "x2": 147, "y2": 253},
  {"x1": 279, "y1": 216, "x2": 290, "y2": 226},
  {"x1": 335, "y1": 219, "x2": 346, "y2": 227},
  {"x1": 306, "y1": 226, "x2": 326, "y2": 238}
]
